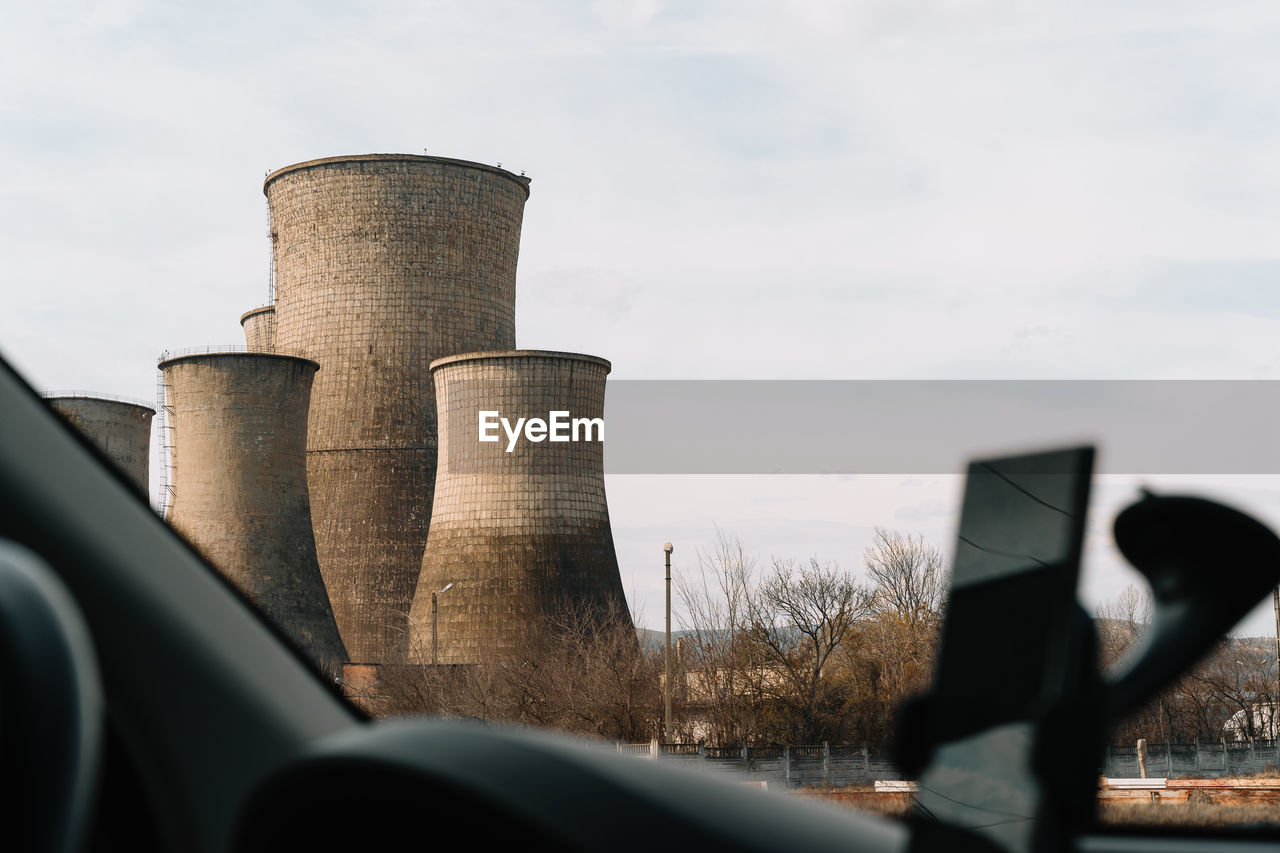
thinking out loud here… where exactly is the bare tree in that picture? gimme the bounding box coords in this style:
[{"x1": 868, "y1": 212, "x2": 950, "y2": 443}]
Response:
[
  {"x1": 675, "y1": 534, "x2": 875, "y2": 745},
  {"x1": 673, "y1": 529, "x2": 773, "y2": 745},
  {"x1": 529, "y1": 599, "x2": 659, "y2": 741},
  {"x1": 371, "y1": 599, "x2": 661, "y2": 742},
  {"x1": 1096, "y1": 583, "x2": 1152, "y2": 672},
  {"x1": 1095, "y1": 584, "x2": 1177, "y2": 745},
  {"x1": 1186, "y1": 640, "x2": 1278, "y2": 743},
  {"x1": 750, "y1": 556, "x2": 868, "y2": 743},
  {"x1": 1093, "y1": 586, "x2": 1280, "y2": 745},
  {"x1": 863, "y1": 527, "x2": 946, "y2": 629},
  {"x1": 842, "y1": 529, "x2": 947, "y2": 745}
]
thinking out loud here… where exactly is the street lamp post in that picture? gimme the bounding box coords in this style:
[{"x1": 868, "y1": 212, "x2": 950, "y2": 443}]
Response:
[
  {"x1": 432, "y1": 582, "x2": 454, "y2": 667},
  {"x1": 1273, "y1": 586, "x2": 1280, "y2": 740},
  {"x1": 664, "y1": 542, "x2": 673, "y2": 743}
]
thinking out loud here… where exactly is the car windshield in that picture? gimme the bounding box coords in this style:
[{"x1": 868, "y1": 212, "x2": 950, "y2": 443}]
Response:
[{"x1": 5, "y1": 2, "x2": 1280, "y2": 845}]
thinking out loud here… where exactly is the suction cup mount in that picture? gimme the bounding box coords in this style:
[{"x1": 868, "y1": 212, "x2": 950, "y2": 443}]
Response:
[
  {"x1": 1105, "y1": 491, "x2": 1280, "y2": 717},
  {"x1": 897, "y1": 452, "x2": 1280, "y2": 853}
]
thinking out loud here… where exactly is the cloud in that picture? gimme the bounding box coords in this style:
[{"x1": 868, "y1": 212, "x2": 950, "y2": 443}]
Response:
[
  {"x1": 895, "y1": 498, "x2": 951, "y2": 522},
  {"x1": 7, "y1": 2, "x2": 1280, "y2": 629}
]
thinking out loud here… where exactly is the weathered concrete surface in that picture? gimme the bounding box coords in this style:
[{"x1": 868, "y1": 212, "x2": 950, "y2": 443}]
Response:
[
  {"x1": 46, "y1": 395, "x2": 154, "y2": 497},
  {"x1": 265, "y1": 153, "x2": 530, "y2": 664},
  {"x1": 1105, "y1": 741, "x2": 1280, "y2": 779},
  {"x1": 408, "y1": 350, "x2": 629, "y2": 665},
  {"x1": 240, "y1": 305, "x2": 276, "y2": 352},
  {"x1": 160, "y1": 352, "x2": 347, "y2": 673}
]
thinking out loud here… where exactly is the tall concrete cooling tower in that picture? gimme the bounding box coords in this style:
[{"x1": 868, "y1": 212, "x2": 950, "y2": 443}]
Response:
[
  {"x1": 46, "y1": 394, "x2": 154, "y2": 497},
  {"x1": 159, "y1": 352, "x2": 347, "y2": 673},
  {"x1": 407, "y1": 351, "x2": 629, "y2": 665},
  {"x1": 265, "y1": 154, "x2": 532, "y2": 664},
  {"x1": 240, "y1": 305, "x2": 276, "y2": 351}
]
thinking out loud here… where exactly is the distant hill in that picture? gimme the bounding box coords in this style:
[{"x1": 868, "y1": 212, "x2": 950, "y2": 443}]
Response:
[
  {"x1": 635, "y1": 626, "x2": 807, "y2": 653},
  {"x1": 637, "y1": 627, "x2": 698, "y2": 652}
]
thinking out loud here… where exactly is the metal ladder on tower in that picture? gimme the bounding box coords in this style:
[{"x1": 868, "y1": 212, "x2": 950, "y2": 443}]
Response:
[
  {"x1": 154, "y1": 365, "x2": 175, "y2": 517},
  {"x1": 265, "y1": 198, "x2": 275, "y2": 305}
]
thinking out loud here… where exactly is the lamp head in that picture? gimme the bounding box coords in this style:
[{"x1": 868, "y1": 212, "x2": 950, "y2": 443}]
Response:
[{"x1": 663, "y1": 542, "x2": 673, "y2": 555}]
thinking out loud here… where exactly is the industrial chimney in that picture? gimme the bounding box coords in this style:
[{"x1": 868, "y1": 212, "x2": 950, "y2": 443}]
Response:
[
  {"x1": 159, "y1": 351, "x2": 347, "y2": 673},
  {"x1": 45, "y1": 394, "x2": 154, "y2": 498},
  {"x1": 408, "y1": 350, "x2": 629, "y2": 665},
  {"x1": 240, "y1": 305, "x2": 276, "y2": 352},
  {"x1": 264, "y1": 154, "x2": 531, "y2": 664}
]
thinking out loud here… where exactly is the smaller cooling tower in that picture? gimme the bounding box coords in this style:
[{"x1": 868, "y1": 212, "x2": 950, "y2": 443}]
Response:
[
  {"x1": 159, "y1": 352, "x2": 346, "y2": 672},
  {"x1": 240, "y1": 305, "x2": 276, "y2": 352},
  {"x1": 408, "y1": 350, "x2": 629, "y2": 665},
  {"x1": 45, "y1": 394, "x2": 154, "y2": 497}
]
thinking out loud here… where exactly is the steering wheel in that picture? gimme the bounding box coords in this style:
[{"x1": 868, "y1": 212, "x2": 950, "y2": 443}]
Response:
[{"x1": 0, "y1": 540, "x2": 103, "y2": 853}]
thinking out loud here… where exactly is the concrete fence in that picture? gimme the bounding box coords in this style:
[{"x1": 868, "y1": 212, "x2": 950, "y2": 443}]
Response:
[
  {"x1": 602, "y1": 740, "x2": 1280, "y2": 789},
  {"x1": 1105, "y1": 739, "x2": 1280, "y2": 780}
]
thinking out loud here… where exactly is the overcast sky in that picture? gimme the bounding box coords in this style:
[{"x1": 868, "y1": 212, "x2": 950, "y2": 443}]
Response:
[{"x1": 5, "y1": 1, "x2": 1280, "y2": 632}]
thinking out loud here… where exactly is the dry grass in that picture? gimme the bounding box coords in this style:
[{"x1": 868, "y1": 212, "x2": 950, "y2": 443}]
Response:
[
  {"x1": 1098, "y1": 801, "x2": 1280, "y2": 829},
  {"x1": 804, "y1": 789, "x2": 1280, "y2": 829},
  {"x1": 834, "y1": 797, "x2": 914, "y2": 819},
  {"x1": 793, "y1": 789, "x2": 913, "y2": 819}
]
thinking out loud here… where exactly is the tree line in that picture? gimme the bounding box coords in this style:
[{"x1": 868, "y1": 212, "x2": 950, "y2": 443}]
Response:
[
  {"x1": 361, "y1": 530, "x2": 1271, "y2": 749},
  {"x1": 365, "y1": 527, "x2": 947, "y2": 747},
  {"x1": 669, "y1": 527, "x2": 944, "y2": 746}
]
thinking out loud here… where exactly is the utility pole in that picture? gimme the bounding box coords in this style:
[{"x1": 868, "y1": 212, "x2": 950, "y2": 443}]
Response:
[
  {"x1": 431, "y1": 582, "x2": 454, "y2": 708},
  {"x1": 664, "y1": 542, "x2": 674, "y2": 743},
  {"x1": 432, "y1": 582, "x2": 454, "y2": 667},
  {"x1": 432, "y1": 591, "x2": 439, "y2": 667},
  {"x1": 1273, "y1": 587, "x2": 1279, "y2": 740}
]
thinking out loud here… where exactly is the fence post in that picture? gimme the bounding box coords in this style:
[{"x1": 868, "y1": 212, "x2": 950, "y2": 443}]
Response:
[
  {"x1": 1136, "y1": 739, "x2": 1148, "y2": 779},
  {"x1": 1195, "y1": 738, "x2": 1201, "y2": 773},
  {"x1": 651, "y1": 737, "x2": 660, "y2": 760},
  {"x1": 823, "y1": 741, "x2": 831, "y2": 789},
  {"x1": 784, "y1": 746, "x2": 791, "y2": 788},
  {"x1": 1251, "y1": 736, "x2": 1257, "y2": 770},
  {"x1": 1222, "y1": 737, "x2": 1229, "y2": 775},
  {"x1": 862, "y1": 744, "x2": 870, "y2": 782}
]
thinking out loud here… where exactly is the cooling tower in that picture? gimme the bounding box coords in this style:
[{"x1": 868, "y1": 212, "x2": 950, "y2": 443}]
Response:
[
  {"x1": 159, "y1": 352, "x2": 347, "y2": 672},
  {"x1": 407, "y1": 350, "x2": 629, "y2": 665},
  {"x1": 46, "y1": 394, "x2": 154, "y2": 497},
  {"x1": 240, "y1": 305, "x2": 276, "y2": 352},
  {"x1": 265, "y1": 154, "x2": 532, "y2": 664}
]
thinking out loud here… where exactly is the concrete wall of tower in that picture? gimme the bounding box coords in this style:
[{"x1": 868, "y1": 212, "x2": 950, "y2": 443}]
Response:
[
  {"x1": 408, "y1": 350, "x2": 629, "y2": 666},
  {"x1": 46, "y1": 395, "x2": 154, "y2": 498},
  {"x1": 159, "y1": 352, "x2": 347, "y2": 673},
  {"x1": 264, "y1": 154, "x2": 531, "y2": 664},
  {"x1": 240, "y1": 305, "x2": 277, "y2": 352}
]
